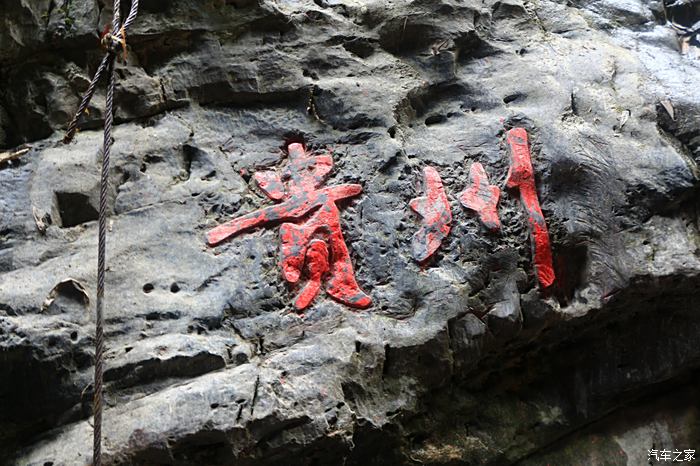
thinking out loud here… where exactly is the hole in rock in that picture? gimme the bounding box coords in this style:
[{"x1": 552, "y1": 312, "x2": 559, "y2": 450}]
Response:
[
  {"x1": 425, "y1": 114, "x2": 446, "y2": 126},
  {"x1": 54, "y1": 192, "x2": 98, "y2": 227},
  {"x1": 343, "y1": 39, "x2": 375, "y2": 58},
  {"x1": 302, "y1": 68, "x2": 318, "y2": 79},
  {"x1": 235, "y1": 353, "x2": 248, "y2": 364},
  {"x1": 70, "y1": 331, "x2": 78, "y2": 341},
  {"x1": 50, "y1": 279, "x2": 90, "y2": 306},
  {"x1": 170, "y1": 283, "x2": 180, "y2": 293},
  {"x1": 143, "y1": 283, "x2": 154, "y2": 293},
  {"x1": 554, "y1": 243, "x2": 588, "y2": 306},
  {"x1": 503, "y1": 93, "x2": 525, "y2": 105},
  {"x1": 282, "y1": 134, "x2": 306, "y2": 150}
]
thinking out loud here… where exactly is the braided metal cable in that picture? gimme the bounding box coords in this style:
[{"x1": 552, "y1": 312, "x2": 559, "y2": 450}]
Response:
[
  {"x1": 63, "y1": 0, "x2": 140, "y2": 145},
  {"x1": 61, "y1": 1, "x2": 139, "y2": 464},
  {"x1": 92, "y1": 54, "x2": 115, "y2": 466},
  {"x1": 122, "y1": 0, "x2": 139, "y2": 31},
  {"x1": 63, "y1": 55, "x2": 110, "y2": 144},
  {"x1": 113, "y1": 0, "x2": 121, "y2": 30}
]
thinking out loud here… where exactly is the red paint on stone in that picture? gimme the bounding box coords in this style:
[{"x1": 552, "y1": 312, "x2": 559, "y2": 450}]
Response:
[
  {"x1": 459, "y1": 162, "x2": 501, "y2": 231},
  {"x1": 254, "y1": 171, "x2": 286, "y2": 200},
  {"x1": 294, "y1": 240, "x2": 329, "y2": 310},
  {"x1": 207, "y1": 142, "x2": 371, "y2": 310},
  {"x1": 409, "y1": 166, "x2": 452, "y2": 263},
  {"x1": 506, "y1": 128, "x2": 555, "y2": 289}
]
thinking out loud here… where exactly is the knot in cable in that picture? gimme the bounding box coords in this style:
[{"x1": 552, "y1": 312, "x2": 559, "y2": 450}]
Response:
[{"x1": 100, "y1": 26, "x2": 127, "y2": 59}]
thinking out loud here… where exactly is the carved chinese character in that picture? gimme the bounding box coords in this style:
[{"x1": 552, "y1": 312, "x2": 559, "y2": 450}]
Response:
[
  {"x1": 460, "y1": 162, "x2": 501, "y2": 231},
  {"x1": 207, "y1": 142, "x2": 372, "y2": 310},
  {"x1": 409, "y1": 166, "x2": 452, "y2": 263},
  {"x1": 506, "y1": 128, "x2": 555, "y2": 289}
]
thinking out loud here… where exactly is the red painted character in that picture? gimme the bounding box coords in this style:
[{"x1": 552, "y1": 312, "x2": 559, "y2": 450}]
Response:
[
  {"x1": 506, "y1": 128, "x2": 555, "y2": 289},
  {"x1": 207, "y1": 142, "x2": 372, "y2": 310},
  {"x1": 460, "y1": 162, "x2": 501, "y2": 231},
  {"x1": 409, "y1": 166, "x2": 452, "y2": 263}
]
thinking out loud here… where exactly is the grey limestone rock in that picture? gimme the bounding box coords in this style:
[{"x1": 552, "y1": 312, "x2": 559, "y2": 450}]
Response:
[{"x1": 2, "y1": 0, "x2": 700, "y2": 464}]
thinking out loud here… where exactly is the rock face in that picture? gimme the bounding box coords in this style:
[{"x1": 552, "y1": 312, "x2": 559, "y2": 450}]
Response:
[{"x1": 1, "y1": 0, "x2": 700, "y2": 465}]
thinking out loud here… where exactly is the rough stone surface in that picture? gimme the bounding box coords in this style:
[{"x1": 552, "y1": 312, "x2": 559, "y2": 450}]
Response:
[{"x1": 2, "y1": 0, "x2": 700, "y2": 464}]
